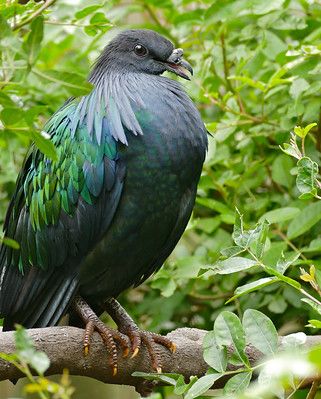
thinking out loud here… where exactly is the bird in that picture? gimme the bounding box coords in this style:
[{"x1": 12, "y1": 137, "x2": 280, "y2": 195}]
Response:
[{"x1": 0, "y1": 29, "x2": 208, "y2": 374}]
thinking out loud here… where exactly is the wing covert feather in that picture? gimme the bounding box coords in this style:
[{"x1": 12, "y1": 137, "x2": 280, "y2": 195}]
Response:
[{"x1": 0, "y1": 100, "x2": 125, "y2": 328}]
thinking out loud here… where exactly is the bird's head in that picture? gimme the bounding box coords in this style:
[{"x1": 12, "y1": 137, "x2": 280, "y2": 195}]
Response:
[{"x1": 92, "y1": 29, "x2": 193, "y2": 80}]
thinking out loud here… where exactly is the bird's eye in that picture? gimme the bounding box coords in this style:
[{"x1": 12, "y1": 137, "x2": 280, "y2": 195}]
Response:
[{"x1": 134, "y1": 44, "x2": 148, "y2": 57}]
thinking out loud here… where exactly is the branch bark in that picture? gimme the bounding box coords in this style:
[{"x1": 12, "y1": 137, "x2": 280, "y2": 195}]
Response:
[{"x1": 0, "y1": 327, "x2": 321, "y2": 390}]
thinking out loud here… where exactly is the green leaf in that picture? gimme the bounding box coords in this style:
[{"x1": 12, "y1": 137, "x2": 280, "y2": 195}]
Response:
[
  {"x1": 214, "y1": 311, "x2": 249, "y2": 367},
  {"x1": 308, "y1": 345, "x2": 321, "y2": 368},
  {"x1": 303, "y1": 123, "x2": 317, "y2": 136},
  {"x1": 287, "y1": 201, "x2": 321, "y2": 239},
  {"x1": 0, "y1": 108, "x2": 25, "y2": 126},
  {"x1": 227, "y1": 277, "x2": 278, "y2": 302},
  {"x1": 0, "y1": 15, "x2": 13, "y2": 37},
  {"x1": 203, "y1": 331, "x2": 227, "y2": 372},
  {"x1": 290, "y1": 78, "x2": 309, "y2": 99},
  {"x1": 280, "y1": 143, "x2": 301, "y2": 159},
  {"x1": 275, "y1": 252, "x2": 300, "y2": 274},
  {"x1": 75, "y1": 5, "x2": 102, "y2": 19},
  {"x1": 259, "y1": 207, "x2": 300, "y2": 224},
  {"x1": 232, "y1": 209, "x2": 266, "y2": 249},
  {"x1": 212, "y1": 257, "x2": 258, "y2": 274},
  {"x1": 33, "y1": 70, "x2": 93, "y2": 97},
  {"x1": 185, "y1": 374, "x2": 221, "y2": 399},
  {"x1": 301, "y1": 298, "x2": 321, "y2": 316},
  {"x1": 296, "y1": 157, "x2": 318, "y2": 196},
  {"x1": 307, "y1": 319, "x2": 321, "y2": 329},
  {"x1": 243, "y1": 309, "x2": 278, "y2": 356},
  {"x1": 30, "y1": 131, "x2": 58, "y2": 161},
  {"x1": 0, "y1": 353, "x2": 19, "y2": 364},
  {"x1": 223, "y1": 372, "x2": 252, "y2": 394},
  {"x1": 229, "y1": 75, "x2": 266, "y2": 91},
  {"x1": 1, "y1": 236, "x2": 20, "y2": 249},
  {"x1": 173, "y1": 375, "x2": 194, "y2": 395},
  {"x1": 15, "y1": 325, "x2": 34, "y2": 353},
  {"x1": 220, "y1": 246, "x2": 245, "y2": 257},
  {"x1": 90, "y1": 12, "x2": 110, "y2": 25},
  {"x1": 254, "y1": 219, "x2": 269, "y2": 259},
  {"x1": 22, "y1": 16, "x2": 44, "y2": 65},
  {"x1": 29, "y1": 351, "x2": 50, "y2": 375},
  {"x1": 132, "y1": 372, "x2": 180, "y2": 386},
  {"x1": 265, "y1": 266, "x2": 301, "y2": 289},
  {"x1": 251, "y1": 0, "x2": 285, "y2": 15},
  {"x1": 271, "y1": 155, "x2": 294, "y2": 188}
]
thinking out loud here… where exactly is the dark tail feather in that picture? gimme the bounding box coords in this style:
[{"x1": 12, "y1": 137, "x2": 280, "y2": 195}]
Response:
[{"x1": 2, "y1": 270, "x2": 79, "y2": 331}]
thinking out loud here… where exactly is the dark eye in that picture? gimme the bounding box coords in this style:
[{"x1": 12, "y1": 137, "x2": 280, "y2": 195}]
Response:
[{"x1": 134, "y1": 44, "x2": 148, "y2": 57}]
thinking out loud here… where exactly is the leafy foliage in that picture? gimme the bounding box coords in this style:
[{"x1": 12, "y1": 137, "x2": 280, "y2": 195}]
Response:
[
  {"x1": 2, "y1": 0, "x2": 321, "y2": 398},
  {"x1": 134, "y1": 310, "x2": 321, "y2": 399},
  {"x1": 0, "y1": 325, "x2": 73, "y2": 399}
]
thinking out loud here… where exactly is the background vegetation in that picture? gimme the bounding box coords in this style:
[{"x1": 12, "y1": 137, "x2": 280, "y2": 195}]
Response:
[{"x1": 1, "y1": 0, "x2": 321, "y2": 398}]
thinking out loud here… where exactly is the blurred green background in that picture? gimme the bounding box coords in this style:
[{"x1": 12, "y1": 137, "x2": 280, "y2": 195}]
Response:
[{"x1": 1, "y1": 0, "x2": 321, "y2": 397}]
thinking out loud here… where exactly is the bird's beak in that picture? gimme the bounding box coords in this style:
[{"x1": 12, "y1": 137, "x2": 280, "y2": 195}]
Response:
[{"x1": 164, "y1": 48, "x2": 193, "y2": 80}]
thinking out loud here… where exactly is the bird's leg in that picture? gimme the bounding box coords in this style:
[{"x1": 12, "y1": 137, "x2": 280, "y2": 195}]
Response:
[
  {"x1": 104, "y1": 298, "x2": 176, "y2": 372},
  {"x1": 72, "y1": 296, "x2": 130, "y2": 376}
]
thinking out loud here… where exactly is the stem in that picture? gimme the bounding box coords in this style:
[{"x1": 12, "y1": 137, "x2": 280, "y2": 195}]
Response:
[
  {"x1": 202, "y1": 87, "x2": 278, "y2": 127},
  {"x1": 273, "y1": 228, "x2": 307, "y2": 260},
  {"x1": 307, "y1": 380, "x2": 320, "y2": 399},
  {"x1": 302, "y1": 136, "x2": 306, "y2": 157},
  {"x1": 45, "y1": 20, "x2": 113, "y2": 28},
  {"x1": 20, "y1": 362, "x2": 48, "y2": 399},
  {"x1": 220, "y1": 33, "x2": 234, "y2": 94},
  {"x1": 12, "y1": 0, "x2": 56, "y2": 31},
  {"x1": 247, "y1": 249, "x2": 321, "y2": 308},
  {"x1": 300, "y1": 288, "x2": 321, "y2": 307},
  {"x1": 220, "y1": 32, "x2": 245, "y2": 113},
  {"x1": 316, "y1": 106, "x2": 321, "y2": 152}
]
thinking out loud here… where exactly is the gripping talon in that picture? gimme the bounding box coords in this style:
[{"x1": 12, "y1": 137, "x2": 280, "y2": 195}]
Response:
[
  {"x1": 123, "y1": 347, "x2": 130, "y2": 358},
  {"x1": 112, "y1": 366, "x2": 118, "y2": 376},
  {"x1": 84, "y1": 345, "x2": 89, "y2": 356},
  {"x1": 170, "y1": 343, "x2": 177, "y2": 353},
  {"x1": 131, "y1": 347, "x2": 139, "y2": 358}
]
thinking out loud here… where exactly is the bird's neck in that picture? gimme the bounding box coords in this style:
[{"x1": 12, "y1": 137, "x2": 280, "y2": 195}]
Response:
[
  {"x1": 70, "y1": 70, "x2": 186, "y2": 147},
  {"x1": 71, "y1": 71, "x2": 148, "y2": 145}
]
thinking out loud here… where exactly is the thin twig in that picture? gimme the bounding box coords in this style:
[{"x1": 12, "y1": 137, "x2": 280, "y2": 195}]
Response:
[
  {"x1": 203, "y1": 88, "x2": 278, "y2": 127},
  {"x1": 220, "y1": 32, "x2": 245, "y2": 113},
  {"x1": 273, "y1": 228, "x2": 307, "y2": 260},
  {"x1": 45, "y1": 20, "x2": 113, "y2": 28},
  {"x1": 12, "y1": 0, "x2": 56, "y2": 31},
  {"x1": 307, "y1": 379, "x2": 321, "y2": 399}
]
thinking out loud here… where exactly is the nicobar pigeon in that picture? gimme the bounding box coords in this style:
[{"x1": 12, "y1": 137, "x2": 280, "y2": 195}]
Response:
[{"x1": 0, "y1": 29, "x2": 208, "y2": 373}]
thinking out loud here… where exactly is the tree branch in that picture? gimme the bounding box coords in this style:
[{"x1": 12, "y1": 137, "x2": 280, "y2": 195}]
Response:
[
  {"x1": 0, "y1": 327, "x2": 321, "y2": 390},
  {"x1": 12, "y1": 0, "x2": 56, "y2": 31}
]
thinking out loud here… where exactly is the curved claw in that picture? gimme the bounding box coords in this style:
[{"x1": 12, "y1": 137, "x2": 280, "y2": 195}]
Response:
[
  {"x1": 123, "y1": 347, "x2": 130, "y2": 358},
  {"x1": 131, "y1": 347, "x2": 140, "y2": 358},
  {"x1": 170, "y1": 342, "x2": 177, "y2": 353}
]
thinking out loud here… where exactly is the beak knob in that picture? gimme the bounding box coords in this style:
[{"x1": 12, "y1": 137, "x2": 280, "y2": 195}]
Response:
[{"x1": 164, "y1": 48, "x2": 193, "y2": 80}]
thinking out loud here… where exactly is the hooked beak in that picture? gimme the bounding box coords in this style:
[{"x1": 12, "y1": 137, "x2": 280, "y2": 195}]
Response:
[{"x1": 164, "y1": 48, "x2": 193, "y2": 80}]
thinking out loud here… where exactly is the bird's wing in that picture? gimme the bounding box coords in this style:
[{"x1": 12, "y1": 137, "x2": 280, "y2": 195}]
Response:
[{"x1": 0, "y1": 100, "x2": 125, "y2": 329}]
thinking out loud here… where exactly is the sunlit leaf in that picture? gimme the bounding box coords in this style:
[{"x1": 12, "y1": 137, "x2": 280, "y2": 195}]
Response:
[
  {"x1": 243, "y1": 309, "x2": 278, "y2": 356},
  {"x1": 214, "y1": 311, "x2": 249, "y2": 367}
]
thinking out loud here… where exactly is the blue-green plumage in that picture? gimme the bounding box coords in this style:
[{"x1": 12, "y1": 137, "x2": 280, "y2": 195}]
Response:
[{"x1": 0, "y1": 29, "x2": 207, "y2": 330}]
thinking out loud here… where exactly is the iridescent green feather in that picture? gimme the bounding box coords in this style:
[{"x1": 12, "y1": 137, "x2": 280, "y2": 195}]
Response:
[{"x1": 24, "y1": 99, "x2": 118, "y2": 232}]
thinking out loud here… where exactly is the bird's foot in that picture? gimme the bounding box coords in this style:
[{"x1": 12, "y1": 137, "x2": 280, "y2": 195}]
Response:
[
  {"x1": 73, "y1": 296, "x2": 130, "y2": 376},
  {"x1": 104, "y1": 298, "x2": 176, "y2": 372}
]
